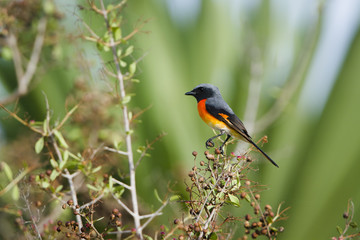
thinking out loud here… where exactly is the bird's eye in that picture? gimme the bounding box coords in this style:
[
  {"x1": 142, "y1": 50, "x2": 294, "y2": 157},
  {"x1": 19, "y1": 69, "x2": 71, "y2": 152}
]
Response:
[{"x1": 199, "y1": 87, "x2": 204, "y2": 92}]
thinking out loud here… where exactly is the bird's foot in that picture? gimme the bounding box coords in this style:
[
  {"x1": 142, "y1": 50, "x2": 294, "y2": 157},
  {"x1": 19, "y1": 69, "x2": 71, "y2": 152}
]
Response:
[
  {"x1": 218, "y1": 146, "x2": 224, "y2": 155},
  {"x1": 206, "y1": 139, "x2": 215, "y2": 149}
]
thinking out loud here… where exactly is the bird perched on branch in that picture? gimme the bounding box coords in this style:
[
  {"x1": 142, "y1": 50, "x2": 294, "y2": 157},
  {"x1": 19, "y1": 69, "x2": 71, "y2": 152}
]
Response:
[{"x1": 185, "y1": 83, "x2": 278, "y2": 167}]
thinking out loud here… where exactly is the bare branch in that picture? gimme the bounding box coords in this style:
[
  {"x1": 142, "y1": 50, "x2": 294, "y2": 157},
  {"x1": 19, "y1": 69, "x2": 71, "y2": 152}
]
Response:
[
  {"x1": 0, "y1": 18, "x2": 47, "y2": 105},
  {"x1": 111, "y1": 192, "x2": 135, "y2": 217},
  {"x1": 104, "y1": 146, "x2": 128, "y2": 156},
  {"x1": 111, "y1": 177, "x2": 131, "y2": 190},
  {"x1": 139, "y1": 201, "x2": 168, "y2": 231}
]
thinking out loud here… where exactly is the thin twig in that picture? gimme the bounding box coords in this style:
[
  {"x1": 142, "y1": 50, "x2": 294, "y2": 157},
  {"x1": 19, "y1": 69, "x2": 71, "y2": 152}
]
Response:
[
  {"x1": 79, "y1": 193, "x2": 104, "y2": 210},
  {"x1": 135, "y1": 133, "x2": 166, "y2": 169},
  {"x1": 104, "y1": 146, "x2": 128, "y2": 156},
  {"x1": 139, "y1": 201, "x2": 168, "y2": 231},
  {"x1": 1, "y1": 18, "x2": 47, "y2": 105},
  {"x1": 0, "y1": 166, "x2": 35, "y2": 196},
  {"x1": 111, "y1": 192, "x2": 135, "y2": 217},
  {"x1": 111, "y1": 177, "x2": 131, "y2": 190},
  {"x1": 21, "y1": 190, "x2": 42, "y2": 240}
]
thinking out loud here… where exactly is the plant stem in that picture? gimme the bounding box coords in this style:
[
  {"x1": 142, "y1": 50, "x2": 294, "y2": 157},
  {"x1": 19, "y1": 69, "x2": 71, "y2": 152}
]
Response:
[{"x1": 98, "y1": 0, "x2": 142, "y2": 238}]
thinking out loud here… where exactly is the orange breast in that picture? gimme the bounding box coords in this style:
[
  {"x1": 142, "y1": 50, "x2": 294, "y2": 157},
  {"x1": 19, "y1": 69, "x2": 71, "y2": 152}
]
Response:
[{"x1": 197, "y1": 99, "x2": 228, "y2": 130}]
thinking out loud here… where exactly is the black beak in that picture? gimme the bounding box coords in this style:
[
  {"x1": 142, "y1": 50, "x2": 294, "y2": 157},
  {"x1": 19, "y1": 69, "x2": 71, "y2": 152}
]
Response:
[{"x1": 185, "y1": 91, "x2": 195, "y2": 96}]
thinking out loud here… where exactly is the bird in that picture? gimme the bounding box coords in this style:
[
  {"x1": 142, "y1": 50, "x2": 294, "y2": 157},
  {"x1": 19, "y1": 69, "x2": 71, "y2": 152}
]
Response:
[{"x1": 185, "y1": 83, "x2": 279, "y2": 167}]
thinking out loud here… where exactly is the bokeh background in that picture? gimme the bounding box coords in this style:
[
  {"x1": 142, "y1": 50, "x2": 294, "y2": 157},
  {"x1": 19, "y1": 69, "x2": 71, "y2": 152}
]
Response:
[{"x1": 1, "y1": 0, "x2": 360, "y2": 239}]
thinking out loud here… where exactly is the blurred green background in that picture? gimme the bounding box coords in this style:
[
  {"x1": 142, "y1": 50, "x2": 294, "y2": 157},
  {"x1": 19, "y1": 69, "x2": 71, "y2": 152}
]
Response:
[{"x1": 1, "y1": 0, "x2": 360, "y2": 239}]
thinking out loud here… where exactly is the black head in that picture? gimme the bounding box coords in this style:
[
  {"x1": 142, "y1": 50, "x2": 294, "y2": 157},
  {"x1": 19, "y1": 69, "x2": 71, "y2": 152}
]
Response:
[{"x1": 185, "y1": 83, "x2": 220, "y2": 102}]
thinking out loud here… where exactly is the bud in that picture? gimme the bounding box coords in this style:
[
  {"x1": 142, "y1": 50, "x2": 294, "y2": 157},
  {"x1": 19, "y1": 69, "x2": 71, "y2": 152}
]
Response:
[{"x1": 192, "y1": 151, "x2": 198, "y2": 157}]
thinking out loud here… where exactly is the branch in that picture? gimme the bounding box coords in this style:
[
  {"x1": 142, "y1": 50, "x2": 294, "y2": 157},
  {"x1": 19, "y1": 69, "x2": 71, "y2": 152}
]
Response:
[
  {"x1": 98, "y1": 0, "x2": 142, "y2": 238},
  {"x1": 139, "y1": 201, "x2": 168, "y2": 231},
  {"x1": 111, "y1": 192, "x2": 135, "y2": 217},
  {"x1": 1, "y1": 18, "x2": 47, "y2": 105}
]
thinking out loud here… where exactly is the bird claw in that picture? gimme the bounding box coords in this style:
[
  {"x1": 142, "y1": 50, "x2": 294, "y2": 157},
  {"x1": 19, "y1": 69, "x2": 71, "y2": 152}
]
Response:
[
  {"x1": 218, "y1": 146, "x2": 224, "y2": 155},
  {"x1": 206, "y1": 139, "x2": 214, "y2": 149}
]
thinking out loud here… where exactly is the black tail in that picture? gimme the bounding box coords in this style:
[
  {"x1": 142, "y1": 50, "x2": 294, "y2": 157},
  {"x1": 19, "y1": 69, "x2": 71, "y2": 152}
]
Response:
[{"x1": 248, "y1": 139, "x2": 279, "y2": 168}]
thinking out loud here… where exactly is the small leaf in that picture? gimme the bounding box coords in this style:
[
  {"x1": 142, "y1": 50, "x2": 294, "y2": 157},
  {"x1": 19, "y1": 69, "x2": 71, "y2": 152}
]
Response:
[
  {"x1": 92, "y1": 165, "x2": 102, "y2": 173},
  {"x1": 208, "y1": 232, "x2": 218, "y2": 240},
  {"x1": 11, "y1": 186, "x2": 20, "y2": 201},
  {"x1": 1, "y1": 47, "x2": 12, "y2": 60},
  {"x1": 336, "y1": 225, "x2": 343, "y2": 235},
  {"x1": 107, "y1": 4, "x2": 114, "y2": 11},
  {"x1": 228, "y1": 194, "x2": 240, "y2": 207},
  {"x1": 87, "y1": 184, "x2": 99, "y2": 192},
  {"x1": 53, "y1": 130, "x2": 69, "y2": 148},
  {"x1": 117, "y1": 49, "x2": 122, "y2": 57},
  {"x1": 124, "y1": 45, "x2": 134, "y2": 57},
  {"x1": 129, "y1": 62, "x2": 136, "y2": 75},
  {"x1": 113, "y1": 28, "x2": 122, "y2": 41},
  {"x1": 50, "y1": 170, "x2": 60, "y2": 181},
  {"x1": 350, "y1": 221, "x2": 358, "y2": 228},
  {"x1": 93, "y1": 216, "x2": 105, "y2": 223},
  {"x1": 121, "y1": 95, "x2": 131, "y2": 105},
  {"x1": 63, "y1": 150, "x2": 69, "y2": 162},
  {"x1": 50, "y1": 158, "x2": 58, "y2": 168},
  {"x1": 35, "y1": 137, "x2": 44, "y2": 154},
  {"x1": 154, "y1": 189, "x2": 162, "y2": 203},
  {"x1": 143, "y1": 234, "x2": 154, "y2": 240},
  {"x1": 170, "y1": 195, "x2": 181, "y2": 202},
  {"x1": 114, "y1": 186, "x2": 124, "y2": 198},
  {"x1": 41, "y1": 181, "x2": 50, "y2": 189},
  {"x1": 120, "y1": 60, "x2": 127, "y2": 67},
  {"x1": 2, "y1": 162, "x2": 13, "y2": 180},
  {"x1": 55, "y1": 185, "x2": 63, "y2": 192},
  {"x1": 109, "y1": 175, "x2": 113, "y2": 190}
]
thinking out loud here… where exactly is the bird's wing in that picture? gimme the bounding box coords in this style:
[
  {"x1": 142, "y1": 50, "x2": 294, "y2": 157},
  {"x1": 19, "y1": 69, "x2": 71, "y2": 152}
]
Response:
[{"x1": 205, "y1": 98, "x2": 252, "y2": 139}]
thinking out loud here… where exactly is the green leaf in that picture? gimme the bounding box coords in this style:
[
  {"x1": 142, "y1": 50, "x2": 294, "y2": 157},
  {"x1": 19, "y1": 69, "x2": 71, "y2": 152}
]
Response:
[
  {"x1": 154, "y1": 189, "x2": 162, "y2": 203},
  {"x1": 35, "y1": 137, "x2": 44, "y2": 154},
  {"x1": 53, "y1": 130, "x2": 69, "y2": 148},
  {"x1": 350, "y1": 221, "x2": 358, "y2": 228},
  {"x1": 2, "y1": 162, "x2": 13, "y2": 180},
  {"x1": 43, "y1": 119, "x2": 47, "y2": 135},
  {"x1": 129, "y1": 62, "x2": 136, "y2": 75},
  {"x1": 63, "y1": 150, "x2": 69, "y2": 162},
  {"x1": 1, "y1": 47, "x2": 12, "y2": 60},
  {"x1": 124, "y1": 45, "x2": 134, "y2": 57},
  {"x1": 11, "y1": 186, "x2": 19, "y2": 201},
  {"x1": 228, "y1": 194, "x2": 240, "y2": 207},
  {"x1": 170, "y1": 195, "x2": 181, "y2": 202},
  {"x1": 336, "y1": 225, "x2": 343, "y2": 235},
  {"x1": 41, "y1": 181, "x2": 50, "y2": 189},
  {"x1": 109, "y1": 175, "x2": 113, "y2": 190},
  {"x1": 107, "y1": 4, "x2": 114, "y2": 11},
  {"x1": 87, "y1": 184, "x2": 100, "y2": 192},
  {"x1": 208, "y1": 232, "x2": 218, "y2": 240},
  {"x1": 113, "y1": 28, "x2": 122, "y2": 41},
  {"x1": 121, "y1": 95, "x2": 131, "y2": 105},
  {"x1": 120, "y1": 60, "x2": 127, "y2": 67},
  {"x1": 143, "y1": 234, "x2": 154, "y2": 240},
  {"x1": 55, "y1": 185, "x2": 63, "y2": 193},
  {"x1": 131, "y1": 79, "x2": 140, "y2": 83},
  {"x1": 114, "y1": 186, "x2": 124, "y2": 198},
  {"x1": 93, "y1": 216, "x2": 105, "y2": 223},
  {"x1": 50, "y1": 158, "x2": 58, "y2": 168},
  {"x1": 117, "y1": 49, "x2": 122, "y2": 57},
  {"x1": 50, "y1": 170, "x2": 60, "y2": 181},
  {"x1": 92, "y1": 165, "x2": 102, "y2": 173}
]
